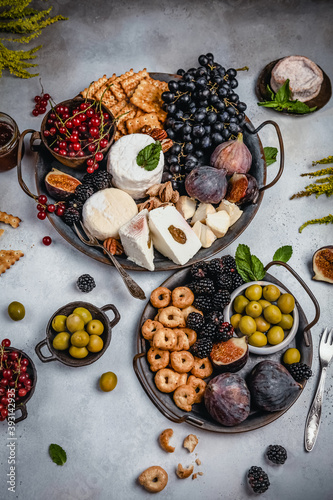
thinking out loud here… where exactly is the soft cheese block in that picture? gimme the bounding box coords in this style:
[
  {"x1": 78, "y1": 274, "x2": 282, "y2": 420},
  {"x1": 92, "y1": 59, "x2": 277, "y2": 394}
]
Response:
[
  {"x1": 149, "y1": 205, "x2": 201, "y2": 266},
  {"x1": 107, "y1": 133, "x2": 164, "y2": 199},
  {"x1": 119, "y1": 209, "x2": 154, "y2": 271},
  {"x1": 82, "y1": 188, "x2": 138, "y2": 240}
]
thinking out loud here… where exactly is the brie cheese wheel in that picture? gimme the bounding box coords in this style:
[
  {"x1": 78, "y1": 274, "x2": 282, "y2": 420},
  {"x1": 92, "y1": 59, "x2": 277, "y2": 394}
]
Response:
[
  {"x1": 119, "y1": 209, "x2": 154, "y2": 271},
  {"x1": 206, "y1": 211, "x2": 231, "y2": 238},
  {"x1": 149, "y1": 206, "x2": 201, "y2": 266},
  {"x1": 82, "y1": 188, "x2": 138, "y2": 240},
  {"x1": 217, "y1": 200, "x2": 243, "y2": 225},
  {"x1": 107, "y1": 133, "x2": 164, "y2": 199}
]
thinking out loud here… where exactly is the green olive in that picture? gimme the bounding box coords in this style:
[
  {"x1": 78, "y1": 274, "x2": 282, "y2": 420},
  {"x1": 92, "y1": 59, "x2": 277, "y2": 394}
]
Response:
[
  {"x1": 258, "y1": 299, "x2": 271, "y2": 310},
  {"x1": 248, "y1": 331, "x2": 268, "y2": 347},
  {"x1": 73, "y1": 307, "x2": 92, "y2": 325},
  {"x1": 245, "y1": 284, "x2": 262, "y2": 301},
  {"x1": 267, "y1": 326, "x2": 284, "y2": 345},
  {"x1": 230, "y1": 313, "x2": 242, "y2": 329},
  {"x1": 245, "y1": 301, "x2": 262, "y2": 319},
  {"x1": 277, "y1": 293, "x2": 295, "y2": 314},
  {"x1": 255, "y1": 316, "x2": 270, "y2": 333},
  {"x1": 69, "y1": 346, "x2": 89, "y2": 359},
  {"x1": 278, "y1": 314, "x2": 294, "y2": 330},
  {"x1": 99, "y1": 372, "x2": 117, "y2": 392},
  {"x1": 283, "y1": 348, "x2": 301, "y2": 364},
  {"x1": 263, "y1": 305, "x2": 282, "y2": 325},
  {"x1": 66, "y1": 314, "x2": 85, "y2": 333},
  {"x1": 71, "y1": 330, "x2": 90, "y2": 348},
  {"x1": 233, "y1": 295, "x2": 249, "y2": 314},
  {"x1": 8, "y1": 301, "x2": 25, "y2": 321},
  {"x1": 262, "y1": 284, "x2": 281, "y2": 302},
  {"x1": 239, "y1": 315, "x2": 257, "y2": 336},
  {"x1": 52, "y1": 315, "x2": 67, "y2": 332},
  {"x1": 53, "y1": 332, "x2": 70, "y2": 350}
]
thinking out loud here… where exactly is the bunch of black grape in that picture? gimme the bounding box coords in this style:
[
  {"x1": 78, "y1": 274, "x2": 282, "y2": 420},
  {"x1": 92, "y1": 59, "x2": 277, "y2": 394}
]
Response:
[{"x1": 161, "y1": 53, "x2": 247, "y2": 192}]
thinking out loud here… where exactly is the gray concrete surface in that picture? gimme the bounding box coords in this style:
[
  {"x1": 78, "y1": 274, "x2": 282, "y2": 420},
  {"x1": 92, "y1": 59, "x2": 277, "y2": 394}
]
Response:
[{"x1": 0, "y1": 0, "x2": 332, "y2": 499}]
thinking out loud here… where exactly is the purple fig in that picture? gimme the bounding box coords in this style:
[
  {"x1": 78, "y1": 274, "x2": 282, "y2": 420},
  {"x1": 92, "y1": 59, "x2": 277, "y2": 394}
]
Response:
[
  {"x1": 185, "y1": 166, "x2": 228, "y2": 204},
  {"x1": 210, "y1": 133, "x2": 252, "y2": 175},
  {"x1": 226, "y1": 173, "x2": 259, "y2": 205}
]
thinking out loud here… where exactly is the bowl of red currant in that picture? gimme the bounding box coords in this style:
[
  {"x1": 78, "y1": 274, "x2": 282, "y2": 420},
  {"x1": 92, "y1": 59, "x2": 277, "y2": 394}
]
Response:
[
  {"x1": 38, "y1": 96, "x2": 116, "y2": 171},
  {"x1": 0, "y1": 340, "x2": 37, "y2": 424}
]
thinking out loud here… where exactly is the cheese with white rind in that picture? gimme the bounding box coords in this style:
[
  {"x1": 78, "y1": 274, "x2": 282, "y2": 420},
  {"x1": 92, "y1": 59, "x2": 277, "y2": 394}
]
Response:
[
  {"x1": 217, "y1": 200, "x2": 243, "y2": 225},
  {"x1": 119, "y1": 209, "x2": 154, "y2": 271},
  {"x1": 206, "y1": 211, "x2": 231, "y2": 238},
  {"x1": 149, "y1": 206, "x2": 202, "y2": 266},
  {"x1": 176, "y1": 196, "x2": 197, "y2": 220},
  {"x1": 191, "y1": 203, "x2": 216, "y2": 225},
  {"x1": 82, "y1": 188, "x2": 138, "y2": 240},
  {"x1": 107, "y1": 133, "x2": 164, "y2": 199},
  {"x1": 192, "y1": 221, "x2": 217, "y2": 248}
]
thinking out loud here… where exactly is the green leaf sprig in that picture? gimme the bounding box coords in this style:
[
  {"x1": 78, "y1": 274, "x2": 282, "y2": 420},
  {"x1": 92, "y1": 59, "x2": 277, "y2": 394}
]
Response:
[
  {"x1": 263, "y1": 146, "x2": 278, "y2": 166},
  {"x1": 49, "y1": 444, "x2": 67, "y2": 466},
  {"x1": 136, "y1": 141, "x2": 162, "y2": 171},
  {"x1": 235, "y1": 244, "x2": 293, "y2": 282},
  {"x1": 258, "y1": 80, "x2": 317, "y2": 114}
]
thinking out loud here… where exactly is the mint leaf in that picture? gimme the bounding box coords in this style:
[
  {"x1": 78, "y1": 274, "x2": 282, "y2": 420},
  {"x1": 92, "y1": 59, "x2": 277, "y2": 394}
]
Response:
[
  {"x1": 284, "y1": 100, "x2": 317, "y2": 114},
  {"x1": 49, "y1": 444, "x2": 67, "y2": 466},
  {"x1": 235, "y1": 244, "x2": 265, "y2": 282},
  {"x1": 251, "y1": 254, "x2": 265, "y2": 280},
  {"x1": 258, "y1": 79, "x2": 316, "y2": 114},
  {"x1": 264, "y1": 147, "x2": 278, "y2": 166},
  {"x1": 258, "y1": 101, "x2": 279, "y2": 108},
  {"x1": 266, "y1": 84, "x2": 275, "y2": 100},
  {"x1": 275, "y1": 79, "x2": 291, "y2": 103},
  {"x1": 273, "y1": 245, "x2": 293, "y2": 263},
  {"x1": 136, "y1": 141, "x2": 162, "y2": 171}
]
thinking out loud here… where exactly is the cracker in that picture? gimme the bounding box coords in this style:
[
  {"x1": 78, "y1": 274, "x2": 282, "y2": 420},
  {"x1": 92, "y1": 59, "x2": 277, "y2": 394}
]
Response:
[
  {"x1": 0, "y1": 229, "x2": 4, "y2": 237},
  {"x1": 0, "y1": 211, "x2": 21, "y2": 228},
  {"x1": 110, "y1": 82, "x2": 127, "y2": 101},
  {"x1": 110, "y1": 99, "x2": 127, "y2": 118},
  {"x1": 130, "y1": 78, "x2": 166, "y2": 114},
  {"x1": 115, "y1": 103, "x2": 137, "y2": 132},
  {"x1": 126, "y1": 113, "x2": 160, "y2": 134},
  {"x1": 80, "y1": 75, "x2": 108, "y2": 99},
  {"x1": 94, "y1": 74, "x2": 117, "y2": 102},
  {"x1": 121, "y1": 69, "x2": 149, "y2": 97},
  {"x1": 114, "y1": 130, "x2": 124, "y2": 141},
  {"x1": 0, "y1": 250, "x2": 24, "y2": 275}
]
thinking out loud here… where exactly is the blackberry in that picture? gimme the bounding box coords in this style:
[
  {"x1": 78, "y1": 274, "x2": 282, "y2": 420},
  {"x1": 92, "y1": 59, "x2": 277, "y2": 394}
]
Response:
[
  {"x1": 67, "y1": 198, "x2": 83, "y2": 211},
  {"x1": 216, "y1": 274, "x2": 233, "y2": 292},
  {"x1": 206, "y1": 310, "x2": 224, "y2": 327},
  {"x1": 190, "y1": 261, "x2": 209, "y2": 280},
  {"x1": 91, "y1": 170, "x2": 112, "y2": 191},
  {"x1": 212, "y1": 290, "x2": 231, "y2": 310},
  {"x1": 192, "y1": 278, "x2": 215, "y2": 295},
  {"x1": 76, "y1": 274, "x2": 96, "y2": 293},
  {"x1": 198, "y1": 322, "x2": 217, "y2": 340},
  {"x1": 82, "y1": 173, "x2": 96, "y2": 187},
  {"x1": 220, "y1": 255, "x2": 237, "y2": 275},
  {"x1": 207, "y1": 258, "x2": 223, "y2": 280},
  {"x1": 287, "y1": 362, "x2": 312, "y2": 382},
  {"x1": 74, "y1": 184, "x2": 94, "y2": 203},
  {"x1": 186, "y1": 312, "x2": 205, "y2": 332},
  {"x1": 247, "y1": 466, "x2": 270, "y2": 494},
  {"x1": 191, "y1": 337, "x2": 213, "y2": 358},
  {"x1": 215, "y1": 322, "x2": 234, "y2": 342},
  {"x1": 231, "y1": 272, "x2": 244, "y2": 291},
  {"x1": 266, "y1": 445, "x2": 287, "y2": 465},
  {"x1": 193, "y1": 295, "x2": 214, "y2": 314},
  {"x1": 63, "y1": 207, "x2": 80, "y2": 226}
]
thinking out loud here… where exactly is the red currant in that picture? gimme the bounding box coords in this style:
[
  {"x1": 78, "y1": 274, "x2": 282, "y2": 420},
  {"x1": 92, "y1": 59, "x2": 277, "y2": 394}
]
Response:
[
  {"x1": 73, "y1": 117, "x2": 81, "y2": 127},
  {"x1": 73, "y1": 143, "x2": 81, "y2": 151},
  {"x1": 59, "y1": 149, "x2": 67, "y2": 156},
  {"x1": 21, "y1": 359, "x2": 29, "y2": 366},
  {"x1": 38, "y1": 194, "x2": 47, "y2": 204},
  {"x1": 2, "y1": 339, "x2": 11, "y2": 347},
  {"x1": 0, "y1": 388, "x2": 5, "y2": 396},
  {"x1": 79, "y1": 113, "x2": 87, "y2": 122},
  {"x1": 3, "y1": 370, "x2": 13, "y2": 380},
  {"x1": 88, "y1": 144, "x2": 96, "y2": 153},
  {"x1": 89, "y1": 127, "x2": 99, "y2": 137},
  {"x1": 86, "y1": 158, "x2": 94, "y2": 167},
  {"x1": 95, "y1": 152, "x2": 103, "y2": 162},
  {"x1": 59, "y1": 141, "x2": 67, "y2": 149},
  {"x1": 43, "y1": 130, "x2": 51, "y2": 138},
  {"x1": 50, "y1": 127, "x2": 57, "y2": 136},
  {"x1": 93, "y1": 163, "x2": 99, "y2": 171},
  {"x1": 86, "y1": 166, "x2": 94, "y2": 174},
  {"x1": 56, "y1": 207, "x2": 65, "y2": 216},
  {"x1": 103, "y1": 113, "x2": 109, "y2": 120},
  {"x1": 86, "y1": 109, "x2": 94, "y2": 118},
  {"x1": 42, "y1": 236, "x2": 52, "y2": 246},
  {"x1": 91, "y1": 117, "x2": 101, "y2": 127},
  {"x1": 34, "y1": 95, "x2": 41, "y2": 103},
  {"x1": 40, "y1": 99, "x2": 48, "y2": 107},
  {"x1": 18, "y1": 389, "x2": 27, "y2": 398},
  {"x1": 70, "y1": 134, "x2": 79, "y2": 143},
  {"x1": 18, "y1": 374, "x2": 26, "y2": 382},
  {"x1": 77, "y1": 151, "x2": 85, "y2": 157},
  {"x1": 37, "y1": 211, "x2": 47, "y2": 220},
  {"x1": 66, "y1": 120, "x2": 73, "y2": 129},
  {"x1": 0, "y1": 379, "x2": 9, "y2": 387},
  {"x1": 59, "y1": 127, "x2": 67, "y2": 135},
  {"x1": 100, "y1": 139, "x2": 108, "y2": 148},
  {"x1": 32, "y1": 109, "x2": 39, "y2": 117},
  {"x1": 56, "y1": 106, "x2": 64, "y2": 115},
  {"x1": 39, "y1": 106, "x2": 47, "y2": 114},
  {"x1": 43, "y1": 93, "x2": 50, "y2": 100},
  {"x1": 78, "y1": 124, "x2": 87, "y2": 133},
  {"x1": 1, "y1": 396, "x2": 9, "y2": 405},
  {"x1": 8, "y1": 381, "x2": 15, "y2": 388},
  {"x1": 80, "y1": 103, "x2": 88, "y2": 111},
  {"x1": 62, "y1": 113, "x2": 70, "y2": 120},
  {"x1": 9, "y1": 352, "x2": 18, "y2": 360}
]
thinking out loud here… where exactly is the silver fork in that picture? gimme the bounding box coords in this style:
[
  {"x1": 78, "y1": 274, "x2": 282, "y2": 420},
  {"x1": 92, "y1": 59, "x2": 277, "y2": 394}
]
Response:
[
  {"x1": 73, "y1": 222, "x2": 146, "y2": 301},
  {"x1": 305, "y1": 327, "x2": 333, "y2": 451}
]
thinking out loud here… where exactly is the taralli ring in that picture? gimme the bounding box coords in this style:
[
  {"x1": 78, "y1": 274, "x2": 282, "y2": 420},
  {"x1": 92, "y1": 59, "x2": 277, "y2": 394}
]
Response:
[
  {"x1": 187, "y1": 375, "x2": 207, "y2": 403},
  {"x1": 138, "y1": 465, "x2": 168, "y2": 493},
  {"x1": 170, "y1": 351, "x2": 194, "y2": 374},
  {"x1": 153, "y1": 328, "x2": 177, "y2": 350},
  {"x1": 171, "y1": 329, "x2": 190, "y2": 352},
  {"x1": 159, "y1": 428, "x2": 175, "y2": 453},
  {"x1": 180, "y1": 328, "x2": 197, "y2": 347},
  {"x1": 147, "y1": 347, "x2": 170, "y2": 372},
  {"x1": 150, "y1": 287, "x2": 172, "y2": 308},
  {"x1": 155, "y1": 368, "x2": 179, "y2": 393},
  {"x1": 141, "y1": 319, "x2": 163, "y2": 341},
  {"x1": 191, "y1": 357, "x2": 213, "y2": 379},
  {"x1": 176, "y1": 463, "x2": 194, "y2": 479},
  {"x1": 159, "y1": 306, "x2": 184, "y2": 328},
  {"x1": 172, "y1": 286, "x2": 194, "y2": 309},
  {"x1": 173, "y1": 384, "x2": 196, "y2": 412}
]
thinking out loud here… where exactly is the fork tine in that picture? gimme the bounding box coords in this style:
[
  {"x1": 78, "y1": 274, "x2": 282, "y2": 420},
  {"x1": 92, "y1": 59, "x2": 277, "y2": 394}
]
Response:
[
  {"x1": 328, "y1": 328, "x2": 333, "y2": 346},
  {"x1": 321, "y1": 327, "x2": 329, "y2": 343}
]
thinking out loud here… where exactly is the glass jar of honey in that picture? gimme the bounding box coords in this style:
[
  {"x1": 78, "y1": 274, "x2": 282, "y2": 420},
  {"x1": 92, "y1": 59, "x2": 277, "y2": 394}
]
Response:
[{"x1": 0, "y1": 112, "x2": 20, "y2": 172}]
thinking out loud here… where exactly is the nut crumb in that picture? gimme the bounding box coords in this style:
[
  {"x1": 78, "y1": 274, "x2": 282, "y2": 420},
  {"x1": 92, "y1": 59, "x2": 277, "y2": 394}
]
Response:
[
  {"x1": 195, "y1": 459, "x2": 201, "y2": 466},
  {"x1": 198, "y1": 472, "x2": 204, "y2": 476}
]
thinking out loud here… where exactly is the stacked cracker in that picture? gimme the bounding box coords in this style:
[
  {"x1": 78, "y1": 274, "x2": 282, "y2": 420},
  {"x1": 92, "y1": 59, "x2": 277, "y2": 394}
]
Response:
[
  {"x1": 81, "y1": 69, "x2": 168, "y2": 141},
  {"x1": 0, "y1": 211, "x2": 24, "y2": 275}
]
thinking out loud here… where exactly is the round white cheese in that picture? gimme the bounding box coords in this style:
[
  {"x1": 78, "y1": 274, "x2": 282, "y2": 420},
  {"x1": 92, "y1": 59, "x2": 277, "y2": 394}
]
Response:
[
  {"x1": 82, "y1": 188, "x2": 138, "y2": 240},
  {"x1": 107, "y1": 133, "x2": 164, "y2": 199}
]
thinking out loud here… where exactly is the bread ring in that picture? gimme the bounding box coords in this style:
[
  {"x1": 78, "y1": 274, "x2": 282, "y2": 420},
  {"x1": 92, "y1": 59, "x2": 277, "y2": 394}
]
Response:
[
  {"x1": 171, "y1": 329, "x2": 190, "y2": 351},
  {"x1": 191, "y1": 357, "x2": 213, "y2": 379},
  {"x1": 153, "y1": 328, "x2": 177, "y2": 350},
  {"x1": 138, "y1": 465, "x2": 168, "y2": 493},
  {"x1": 170, "y1": 351, "x2": 194, "y2": 374},
  {"x1": 176, "y1": 463, "x2": 194, "y2": 479},
  {"x1": 159, "y1": 428, "x2": 175, "y2": 453},
  {"x1": 155, "y1": 368, "x2": 179, "y2": 393},
  {"x1": 147, "y1": 347, "x2": 170, "y2": 372},
  {"x1": 183, "y1": 433, "x2": 199, "y2": 453},
  {"x1": 188, "y1": 375, "x2": 207, "y2": 403},
  {"x1": 177, "y1": 372, "x2": 188, "y2": 387},
  {"x1": 159, "y1": 306, "x2": 184, "y2": 328},
  {"x1": 180, "y1": 328, "x2": 197, "y2": 347},
  {"x1": 181, "y1": 305, "x2": 203, "y2": 321},
  {"x1": 172, "y1": 286, "x2": 195, "y2": 309},
  {"x1": 141, "y1": 319, "x2": 164, "y2": 341},
  {"x1": 150, "y1": 287, "x2": 171, "y2": 308},
  {"x1": 173, "y1": 384, "x2": 196, "y2": 412}
]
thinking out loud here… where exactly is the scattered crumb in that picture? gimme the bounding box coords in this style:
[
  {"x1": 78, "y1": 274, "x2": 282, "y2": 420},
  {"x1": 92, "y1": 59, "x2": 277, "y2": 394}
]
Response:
[
  {"x1": 183, "y1": 434, "x2": 198, "y2": 453},
  {"x1": 192, "y1": 473, "x2": 198, "y2": 480},
  {"x1": 198, "y1": 472, "x2": 204, "y2": 476},
  {"x1": 195, "y1": 458, "x2": 201, "y2": 466}
]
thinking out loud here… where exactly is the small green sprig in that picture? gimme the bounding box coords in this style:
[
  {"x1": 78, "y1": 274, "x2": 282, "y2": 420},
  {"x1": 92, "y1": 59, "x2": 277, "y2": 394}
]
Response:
[
  {"x1": 258, "y1": 79, "x2": 316, "y2": 114},
  {"x1": 299, "y1": 214, "x2": 333, "y2": 233}
]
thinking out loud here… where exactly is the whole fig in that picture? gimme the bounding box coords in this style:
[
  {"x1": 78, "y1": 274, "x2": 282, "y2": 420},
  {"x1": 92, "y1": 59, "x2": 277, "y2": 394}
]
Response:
[
  {"x1": 210, "y1": 133, "x2": 252, "y2": 175},
  {"x1": 185, "y1": 166, "x2": 228, "y2": 204}
]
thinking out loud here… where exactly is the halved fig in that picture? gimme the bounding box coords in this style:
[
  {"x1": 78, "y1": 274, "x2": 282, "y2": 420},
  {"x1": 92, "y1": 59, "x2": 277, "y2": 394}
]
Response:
[
  {"x1": 226, "y1": 173, "x2": 259, "y2": 205},
  {"x1": 210, "y1": 336, "x2": 249, "y2": 372},
  {"x1": 45, "y1": 168, "x2": 81, "y2": 200},
  {"x1": 312, "y1": 246, "x2": 333, "y2": 284}
]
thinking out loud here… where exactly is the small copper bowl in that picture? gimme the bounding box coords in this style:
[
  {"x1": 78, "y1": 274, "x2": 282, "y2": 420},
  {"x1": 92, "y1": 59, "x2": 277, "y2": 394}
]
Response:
[{"x1": 38, "y1": 97, "x2": 116, "y2": 169}]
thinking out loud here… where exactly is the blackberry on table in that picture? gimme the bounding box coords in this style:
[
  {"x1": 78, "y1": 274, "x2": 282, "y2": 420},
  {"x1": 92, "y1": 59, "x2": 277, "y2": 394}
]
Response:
[
  {"x1": 190, "y1": 261, "x2": 209, "y2": 280},
  {"x1": 76, "y1": 274, "x2": 96, "y2": 293},
  {"x1": 287, "y1": 362, "x2": 312, "y2": 382},
  {"x1": 198, "y1": 322, "x2": 217, "y2": 340},
  {"x1": 191, "y1": 337, "x2": 213, "y2": 358},
  {"x1": 63, "y1": 207, "x2": 80, "y2": 226},
  {"x1": 186, "y1": 312, "x2": 205, "y2": 332},
  {"x1": 206, "y1": 310, "x2": 224, "y2": 327},
  {"x1": 231, "y1": 273, "x2": 244, "y2": 291},
  {"x1": 74, "y1": 184, "x2": 94, "y2": 203},
  {"x1": 215, "y1": 322, "x2": 234, "y2": 342},
  {"x1": 192, "y1": 278, "x2": 215, "y2": 295},
  {"x1": 207, "y1": 258, "x2": 223, "y2": 280},
  {"x1": 216, "y1": 274, "x2": 233, "y2": 292},
  {"x1": 247, "y1": 466, "x2": 270, "y2": 494},
  {"x1": 212, "y1": 290, "x2": 231, "y2": 310},
  {"x1": 266, "y1": 445, "x2": 287, "y2": 465},
  {"x1": 91, "y1": 170, "x2": 112, "y2": 191},
  {"x1": 194, "y1": 295, "x2": 214, "y2": 314}
]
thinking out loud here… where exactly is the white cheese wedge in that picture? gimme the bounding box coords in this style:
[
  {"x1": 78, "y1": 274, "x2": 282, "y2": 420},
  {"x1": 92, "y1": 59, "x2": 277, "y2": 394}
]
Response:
[
  {"x1": 217, "y1": 199, "x2": 243, "y2": 225},
  {"x1": 107, "y1": 133, "x2": 164, "y2": 199},
  {"x1": 192, "y1": 221, "x2": 217, "y2": 248},
  {"x1": 176, "y1": 196, "x2": 197, "y2": 220},
  {"x1": 82, "y1": 188, "x2": 138, "y2": 240},
  {"x1": 191, "y1": 203, "x2": 216, "y2": 225},
  {"x1": 119, "y1": 209, "x2": 154, "y2": 271},
  {"x1": 149, "y1": 206, "x2": 201, "y2": 266},
  {"x1": 206, "y1": 211, "x2": 231, "y2": 238}
]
